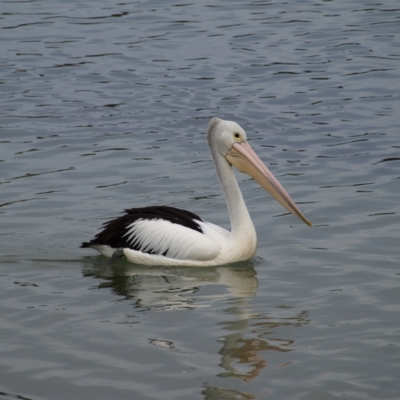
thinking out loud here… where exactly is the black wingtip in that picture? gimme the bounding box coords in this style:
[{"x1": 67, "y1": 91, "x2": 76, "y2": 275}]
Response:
[{"x1": 80, "y1": 242, "x2": 92, "y2": 248}]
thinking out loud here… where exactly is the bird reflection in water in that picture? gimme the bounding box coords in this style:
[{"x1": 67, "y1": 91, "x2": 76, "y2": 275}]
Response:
[
  {"x1": 82, "y1": 257, "x2": 260, "y2": 311},
  {"x1": 83, "y1": 258, "x2": 309, "y2": 399},
  {"x1": 203, "y1": 307, "x2": 309, "y2": 399},
  {"x1": 216, "y1": 310, "x2": 310, "y2": 382}
]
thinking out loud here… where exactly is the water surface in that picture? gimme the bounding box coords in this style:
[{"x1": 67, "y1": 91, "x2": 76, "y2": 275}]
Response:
[{"x1": 1, "y1": 1, "x2": 399, "y2": 399}]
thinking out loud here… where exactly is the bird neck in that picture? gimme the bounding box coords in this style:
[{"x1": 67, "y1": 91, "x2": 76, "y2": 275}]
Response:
[{"x1": 212, "y1": 150, "x2": 257, "y2": 247}]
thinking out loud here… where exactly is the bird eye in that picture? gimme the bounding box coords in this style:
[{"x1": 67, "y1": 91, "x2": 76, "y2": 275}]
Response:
[{"x1": 234, "y1": 133, "x2": 240, "y2": 139}]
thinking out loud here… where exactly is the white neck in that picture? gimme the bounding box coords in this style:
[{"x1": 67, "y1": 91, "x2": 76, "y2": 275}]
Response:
[{"x1": 211, "y1": 148, "x2": 257, "y2": 259}]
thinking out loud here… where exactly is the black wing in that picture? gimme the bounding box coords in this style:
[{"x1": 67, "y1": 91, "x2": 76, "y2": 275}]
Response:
[{"x1": 81, "y1": 206, "x2": 204, "y2": 252}]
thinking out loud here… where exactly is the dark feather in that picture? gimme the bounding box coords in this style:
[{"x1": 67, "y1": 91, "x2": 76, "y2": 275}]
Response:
[{"x1": 81, "y1": 206, "x2": 204, "y2": 254}]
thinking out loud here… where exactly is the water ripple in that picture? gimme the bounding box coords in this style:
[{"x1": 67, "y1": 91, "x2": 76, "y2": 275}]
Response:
[{"x1": 1, "y1": 1, "x2": 399, "y2": 399}]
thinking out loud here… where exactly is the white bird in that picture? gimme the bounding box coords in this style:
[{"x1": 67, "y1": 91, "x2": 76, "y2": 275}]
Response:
[{"x1": 81, "y1": 118, "x2": 312, "y2": 267}]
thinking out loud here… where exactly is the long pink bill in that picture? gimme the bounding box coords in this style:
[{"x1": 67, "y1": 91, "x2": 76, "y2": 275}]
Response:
[{"x1": 226, "y1": 141, "x2": 312, "y2": 226}]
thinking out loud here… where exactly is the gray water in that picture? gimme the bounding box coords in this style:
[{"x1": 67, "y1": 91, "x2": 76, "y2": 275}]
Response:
[{"x1": 1, "y1": 1, "x2": 399, "y2": 399}]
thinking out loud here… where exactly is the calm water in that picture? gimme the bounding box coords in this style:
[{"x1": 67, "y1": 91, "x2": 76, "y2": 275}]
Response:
[{"x1": 1, "y1": 0, "x2": 399, "y2": 399}]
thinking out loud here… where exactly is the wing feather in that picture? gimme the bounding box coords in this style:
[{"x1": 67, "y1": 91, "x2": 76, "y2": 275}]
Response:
[
  {"x1": 124, "y1": 219, "x2": 221, "y2": 261},
  {"x1": 81, "y1": 206, "x2": 225, "y2": 262}
]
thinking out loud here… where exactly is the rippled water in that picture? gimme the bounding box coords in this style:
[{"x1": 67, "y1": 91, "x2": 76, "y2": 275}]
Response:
[{"x1": 1, "y1": 1, "x2": 399, "y2": 399}]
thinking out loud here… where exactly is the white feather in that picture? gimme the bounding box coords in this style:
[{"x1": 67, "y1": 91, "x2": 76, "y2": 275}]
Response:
[
  {"x1": 90, "y1": 244, "x2": 115, "y2": 258},
  {"x1": 123, "y1": 219, "x2": 222, "y2": 261}
]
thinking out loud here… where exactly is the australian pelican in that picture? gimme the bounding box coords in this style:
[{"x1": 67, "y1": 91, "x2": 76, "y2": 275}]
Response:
[{"x1": 81, "y1": 118, "x2": 311, "y2": 266}]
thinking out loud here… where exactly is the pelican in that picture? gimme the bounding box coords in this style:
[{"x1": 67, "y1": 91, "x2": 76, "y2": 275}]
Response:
[{"x1": 81, "y1": 118, "x2": 311, "y2": 266}]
